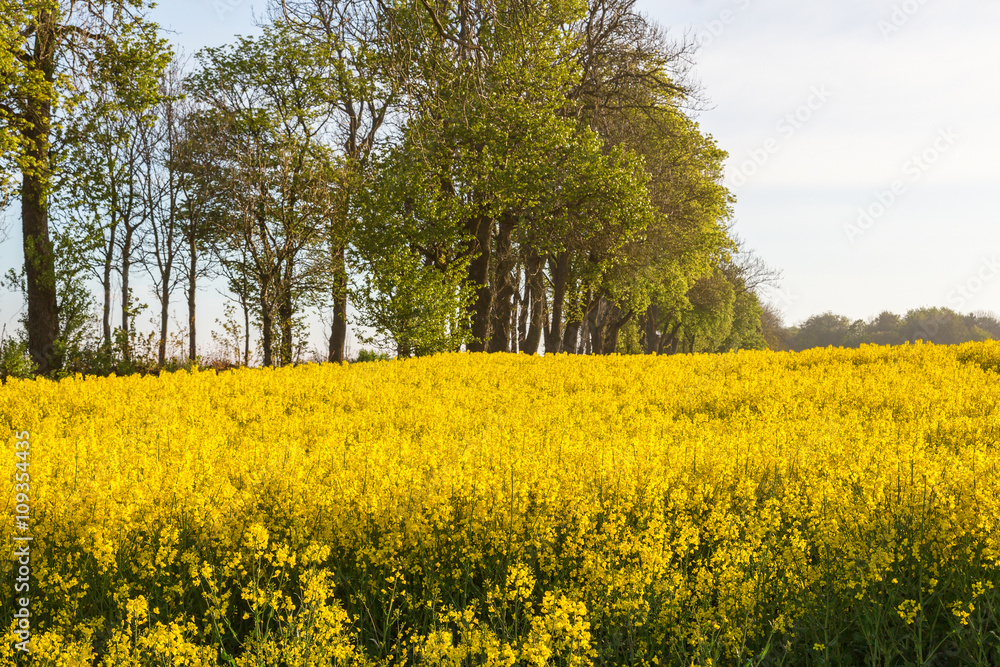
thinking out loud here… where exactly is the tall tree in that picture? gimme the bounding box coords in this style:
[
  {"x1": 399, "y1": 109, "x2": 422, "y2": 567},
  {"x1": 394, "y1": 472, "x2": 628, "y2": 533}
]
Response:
[
  {"x1": 141, "y1": 61, "x2": 188, "y2": 365},
  {"x1": 274, "y1": 0, "x2": 396, "y2": 363},
  {"x1": 173, "y1": 109, "x2": 225, "y2": 361},
  {"x1": 353, "y1": 0, "x2": 656, "y2": 356},
  {"x1": 188, "y1": 25, "x2": 338, "y2": 366},
  {"x1": 63, "y1": 81, "x2": 152, "y2": 362},
  {"x1": 1, "y1": 1, "x2": 168, "y2": 373}
]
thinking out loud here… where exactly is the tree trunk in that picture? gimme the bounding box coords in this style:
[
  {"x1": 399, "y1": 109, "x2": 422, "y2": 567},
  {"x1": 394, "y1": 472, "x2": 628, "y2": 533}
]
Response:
[
  {"x1": 562, "y1": 288, "x2": 594, "y2": 354},
  {"x1": 585, "y1": 302, "x2": 600, "y2": 356},
  {"x1": 511, "y1": 290, "x2": 520, "y2": 353},
  {"x1": 21, "y1": 13, "x2": 59, "y2": 375},
  {"x1": 101, "y1": 200, "x2": 119, "y2": 350},
  {"x1": 604, "y1": 307, "x2": 634, "y2": 355},
  {"x1": 666, "y1": 325, "x2": 681, "y2": 354},
  {"x1": 158, "y1": 271, "x2": 170, "y2": 366},
  {"x1": 102, "y1": 231, "x2": 115, "y2": 349},
  {"x1": 21, "y1": 175, "x2": 59, "y2": 375},
  {"x1": 521, "y1": 250, "x2": 545, "y2": 355},
  {"x1": 465, "y1": 214, "x2": 493, "y2": 352},
  {"x1": 154, "y1": 120, "x2": 181, "y2": 368},
  {"x1": 488, "y1": 217, "x2": 515, "y2": 353},
  {"x1": 256, "y1": 177, "x2": 273, "y2": 366},
  {"x1": 515, "y1": 265, "x2": 528, "y2": 353},
  {"x1": 660, "y1": 320, "x2": 681, "y2": 355},
  {"x1": 584, "y1": 301, "x2": 600, "y2": 356},
  {"x1": 562, "y1": 288, "x2": 583, "y2": 354},
  {"x1": 242, "y1": 292, "x2": 251, "y2": 366},
  {"x1": 644, "y1": 303, "x2": 659, "y2": 354},
  {"x1": 279, "y1": 258, "x2": 294, "y2": 365},
  {"x1": 544, "y1": 252, "x2": 569, "y2": 354},
  {"x1": 120, "y1": 224, "x2": 135, "y2": 362},
  {"x1": 562, "y1": 320, "x2": 581, "y2": 353},
  {"x1": 260, "y1": 274, "x2": 273, "y2": 367},
  {"x1": 187, "y1": 232, "x2": 197, "y2": 361},
  {"x1": 328, "y1": 246, "x2": 348, "y2": 363}
]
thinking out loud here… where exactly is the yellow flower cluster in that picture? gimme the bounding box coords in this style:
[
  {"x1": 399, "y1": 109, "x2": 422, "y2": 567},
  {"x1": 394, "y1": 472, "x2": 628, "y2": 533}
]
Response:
[{"x1": 2, "y1": 341, "x2": 1000, "y2": 665}]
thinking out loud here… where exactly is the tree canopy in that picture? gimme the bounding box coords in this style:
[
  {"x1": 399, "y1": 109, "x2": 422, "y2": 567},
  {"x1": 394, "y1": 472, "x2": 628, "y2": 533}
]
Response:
[
  {"x1": 3, "y1": 0, "x2": 789, "y2": 375},
  {"x1": 2, "y1": 0, "x2": 169, "y2": 373}
]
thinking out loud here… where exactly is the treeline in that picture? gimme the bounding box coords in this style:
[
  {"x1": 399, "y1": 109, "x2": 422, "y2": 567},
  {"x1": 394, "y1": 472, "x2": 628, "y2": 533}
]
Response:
[
  {"x1": 764, "y1": 307, "x2": 1000, "y2": 352},
  {"x1": 3, "y1": 0, "x2": 777, "y2": 377}
]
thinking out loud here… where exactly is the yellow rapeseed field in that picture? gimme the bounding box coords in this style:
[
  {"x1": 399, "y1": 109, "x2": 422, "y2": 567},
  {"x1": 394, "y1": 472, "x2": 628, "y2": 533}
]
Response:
[{"x1": 2, "y1": 342, "x2": 1000, "y2": 665}]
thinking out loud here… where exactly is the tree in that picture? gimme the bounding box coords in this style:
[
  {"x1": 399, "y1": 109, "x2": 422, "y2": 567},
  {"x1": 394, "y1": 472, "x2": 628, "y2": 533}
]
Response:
[
  {"x1": 780, "y1": 308, "x2": 995, "y2": 351},
  {"x1": 188, "y1": 25, "x2": 339, "y2": 366},
  {"x1": 760, "y1": 302, "x2": 790, "y2": 351},
  {"x1": 546, "y1": 0, "x2": 739, "y2": 357},
  {"x1": 273, "y1": 0, "x2": 397, "y2": 363},
  {"x1": 352, "y1": 137, "x2": 478, "y2": 356},
  {"x1": 1, "y1": 1, "x2": 168, "y2": 373},
  {"x1": 675, "y1": 269, "x2": 735, "y2": 354},
  {"x1": 965, "y1": 311, "x2": 1000, "y2": 341},
  {"x1": 868, "y1": 310, "x2": 903, "y2": 346},
  {"x1": 791, "y1": 312, "x2": 851, "y2": 351},
  {"x1": 63, "y1": 81, "x2": 152, "y2": 361},
  {"x1": 351, "y1": 0, "x2": 662, "y2": 356},
  {"x1": 713, "y1": 242, "x2": 778, "y2": 352},
  {"x1": 901, "y1": 307, "x2": 970, "y2": 346},
  {"x1": 173, "y1": 108, "x2": 225, "y2": 361},
  {"x1": 626, "y1": 108, "x2": 736, "y2": 356},
  {"x1": 510, "y1": 0, "x2": 711, "y2": 358},
  {"x1": 140, "y1": 60, "x2": 188, "y2": 365}
]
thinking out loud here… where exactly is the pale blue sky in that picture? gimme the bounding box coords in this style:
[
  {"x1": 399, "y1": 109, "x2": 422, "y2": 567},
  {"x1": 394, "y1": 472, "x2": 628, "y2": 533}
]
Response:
[
  {"x1": 636, "y1": 0, "x2": 1000, "y2": 324},
  {"x1": 2, "y1": 0, "x2": 998, "y2": 350}
]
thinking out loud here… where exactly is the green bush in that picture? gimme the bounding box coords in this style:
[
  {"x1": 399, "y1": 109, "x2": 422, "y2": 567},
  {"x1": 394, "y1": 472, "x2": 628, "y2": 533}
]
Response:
[
  {"x1": 0, "y1": 335, "x2": 36, "y2": 381},
  {"x1": 353, "y1": 348, "x2": 392, "y2": 363}
]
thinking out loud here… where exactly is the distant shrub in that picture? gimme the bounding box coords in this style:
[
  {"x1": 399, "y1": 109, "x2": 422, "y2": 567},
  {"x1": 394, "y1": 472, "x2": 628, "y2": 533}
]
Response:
[
  {"x1": 0, "y1": 336, "x2": 36, "y2": 381},
  {"x1": 353, "y1": 348, "x2": 392, "y2": 363}
]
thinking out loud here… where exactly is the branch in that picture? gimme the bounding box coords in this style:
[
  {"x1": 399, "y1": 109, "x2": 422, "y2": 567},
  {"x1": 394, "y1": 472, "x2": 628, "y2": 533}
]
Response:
[
  {"x1": 613, "y1": 308, "x2": 635, "y2": 330},
  {"x1": 418, "y1": 0, "x2": 450, "y2": 43},
  {"x1": 416, "y1": 0, "x2": 481, "y2": 52},
  {"x1": 59, "y1": 23, "x2": 110, "y2": 44}
]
